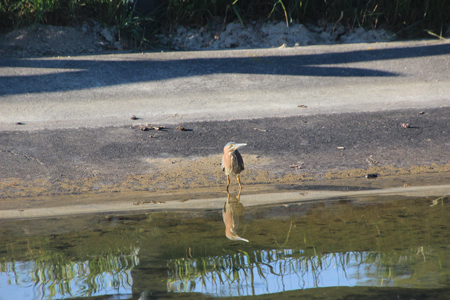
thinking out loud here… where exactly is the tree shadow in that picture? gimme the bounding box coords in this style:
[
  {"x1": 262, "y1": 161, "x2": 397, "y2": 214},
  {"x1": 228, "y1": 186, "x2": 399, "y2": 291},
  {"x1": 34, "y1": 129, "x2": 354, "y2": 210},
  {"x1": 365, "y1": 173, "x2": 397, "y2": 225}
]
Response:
[{"x1": 1, "y1": 43, "x2": 449, "y2": 96}]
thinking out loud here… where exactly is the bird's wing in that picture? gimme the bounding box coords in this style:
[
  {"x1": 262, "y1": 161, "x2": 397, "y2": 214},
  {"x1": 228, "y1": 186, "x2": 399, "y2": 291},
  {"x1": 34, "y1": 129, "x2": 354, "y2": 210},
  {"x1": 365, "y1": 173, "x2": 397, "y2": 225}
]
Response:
[{"x1": 235, "y1": 150, "x2": 244, "y2": 170}]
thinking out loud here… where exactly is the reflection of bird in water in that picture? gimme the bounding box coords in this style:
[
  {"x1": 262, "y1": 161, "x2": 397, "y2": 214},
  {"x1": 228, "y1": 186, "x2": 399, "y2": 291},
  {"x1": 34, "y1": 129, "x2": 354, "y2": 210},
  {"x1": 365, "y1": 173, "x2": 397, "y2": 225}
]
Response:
[
  {"x1": 223, "y1": 191, "x2": 248, "y2": 242},
  {"x1": 222, "y1": 142, "x2": 246, "y2": 191}
]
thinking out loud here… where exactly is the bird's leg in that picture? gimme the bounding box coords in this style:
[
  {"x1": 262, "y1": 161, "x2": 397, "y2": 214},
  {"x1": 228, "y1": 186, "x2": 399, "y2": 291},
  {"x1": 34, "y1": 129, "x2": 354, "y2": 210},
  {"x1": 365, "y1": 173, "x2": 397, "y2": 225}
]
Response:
[
  {"x1": 227, "y1": 175, "x2": 230, "y2": 192},
  {"x1": 237, "y1": 174, "x2": 242, "y2": 190}
]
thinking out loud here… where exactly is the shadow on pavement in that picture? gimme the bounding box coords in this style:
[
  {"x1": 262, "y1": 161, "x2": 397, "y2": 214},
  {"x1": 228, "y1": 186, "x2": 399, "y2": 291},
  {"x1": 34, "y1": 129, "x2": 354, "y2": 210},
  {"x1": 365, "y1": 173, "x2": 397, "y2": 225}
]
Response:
[{"x1": 1, "y1": 43, "x2": 449, "y2": 96}]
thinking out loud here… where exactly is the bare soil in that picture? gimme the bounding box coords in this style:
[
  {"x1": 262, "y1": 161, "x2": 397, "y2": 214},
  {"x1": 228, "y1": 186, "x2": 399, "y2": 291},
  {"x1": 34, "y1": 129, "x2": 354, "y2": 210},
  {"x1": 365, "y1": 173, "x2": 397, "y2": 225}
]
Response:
[
  {"x1": 0, "y1": 23, "x2": 110, "y2": 58},
  {"x1": 0, "y1": 20, "x2": 398, "y2": 58}
]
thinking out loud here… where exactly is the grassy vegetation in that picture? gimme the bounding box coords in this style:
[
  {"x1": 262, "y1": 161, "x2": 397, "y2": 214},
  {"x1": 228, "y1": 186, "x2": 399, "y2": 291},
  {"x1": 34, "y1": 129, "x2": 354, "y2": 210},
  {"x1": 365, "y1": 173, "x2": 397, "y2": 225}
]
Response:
[
  {"x1": 1, "y1": 0, "x2": 449, "y2": 38},
  {"x1": 0, "y1": 0, "x2": 448, "y2": 49},
  {"x1": 0, "y1": 0, "x2": 125, "y2": 29}
]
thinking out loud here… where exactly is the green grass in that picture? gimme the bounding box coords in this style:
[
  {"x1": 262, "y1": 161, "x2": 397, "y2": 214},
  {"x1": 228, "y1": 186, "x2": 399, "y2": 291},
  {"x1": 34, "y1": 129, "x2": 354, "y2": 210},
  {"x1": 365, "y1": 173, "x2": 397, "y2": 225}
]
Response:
[
  {"x1": 1, "y1": 0, "x2": 449, "y2": 40},
  {"x1": 160, "y1": 0, "x2": 450, "y2": 38}
]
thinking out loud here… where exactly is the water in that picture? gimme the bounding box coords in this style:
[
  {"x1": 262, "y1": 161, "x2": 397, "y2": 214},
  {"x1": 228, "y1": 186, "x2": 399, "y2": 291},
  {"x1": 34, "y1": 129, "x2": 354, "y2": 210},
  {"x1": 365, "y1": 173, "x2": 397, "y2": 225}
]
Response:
[{"x1": 1, "y1": 193, "x2": 449, "y2": 299}]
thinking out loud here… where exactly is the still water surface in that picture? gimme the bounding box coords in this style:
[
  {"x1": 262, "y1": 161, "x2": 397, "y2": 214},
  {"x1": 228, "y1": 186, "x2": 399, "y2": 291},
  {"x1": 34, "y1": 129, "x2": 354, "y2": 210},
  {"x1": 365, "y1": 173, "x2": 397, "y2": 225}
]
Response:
[{"x1": 1, "y1": 193, "x2": 449, "y2": 299}]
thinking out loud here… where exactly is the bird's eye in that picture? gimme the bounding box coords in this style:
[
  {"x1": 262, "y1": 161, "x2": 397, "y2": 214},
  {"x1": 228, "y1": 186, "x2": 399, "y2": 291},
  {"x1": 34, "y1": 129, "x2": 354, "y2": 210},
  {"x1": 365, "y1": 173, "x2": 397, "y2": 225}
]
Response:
[{"x1": 229, "y1": 144, "x2": 233, "y2": 147}]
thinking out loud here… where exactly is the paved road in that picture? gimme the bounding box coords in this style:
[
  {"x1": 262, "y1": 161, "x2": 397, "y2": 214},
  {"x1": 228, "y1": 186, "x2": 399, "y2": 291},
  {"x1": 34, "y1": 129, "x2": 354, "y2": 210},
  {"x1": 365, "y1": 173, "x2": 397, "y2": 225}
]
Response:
[
  {"x1": 1, "y1": 39, "x2": 450, "y2": 206},
  {"x1": 1, "y1": 40, "x2": 449, "y2": 131}
]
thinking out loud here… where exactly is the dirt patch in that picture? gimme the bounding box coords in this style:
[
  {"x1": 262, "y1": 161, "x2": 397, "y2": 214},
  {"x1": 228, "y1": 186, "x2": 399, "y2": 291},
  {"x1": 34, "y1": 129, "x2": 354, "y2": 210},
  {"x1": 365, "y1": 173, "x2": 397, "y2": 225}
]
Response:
[
  {"x1": 1, "y1": 170, "x2": 450, "y2": 219},
  {"x1": 2, "y1": 153, "x2": 450, "y2": 200},
  {"x1": 0, "y1": 154, "x2": 302, "y2": 198},
  {"x1": 0, "y1": 20, "x2": 397, "y2": 58},
  {"x1": 167, "y1": 20, "x2": 395, "y2": 51},
  {"x1": 0, "y1": 23, "x2": 111, "y2": 58},
  {"x1": 324, "y1": 163, "x2": 450, "y2": 180},
  {"x1": 143, "y1": 154, "x2": 279, "y2": 189},
  {"x1": 2, "y1": 108, "x2": 450, "y2": 200}
]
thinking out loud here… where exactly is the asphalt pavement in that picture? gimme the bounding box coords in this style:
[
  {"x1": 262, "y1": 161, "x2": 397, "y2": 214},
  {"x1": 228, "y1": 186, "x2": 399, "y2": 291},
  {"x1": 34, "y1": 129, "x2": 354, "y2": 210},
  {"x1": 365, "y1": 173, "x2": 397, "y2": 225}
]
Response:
[{"x1": 1, "y1": 39, "x2": 450, "y2": 213}]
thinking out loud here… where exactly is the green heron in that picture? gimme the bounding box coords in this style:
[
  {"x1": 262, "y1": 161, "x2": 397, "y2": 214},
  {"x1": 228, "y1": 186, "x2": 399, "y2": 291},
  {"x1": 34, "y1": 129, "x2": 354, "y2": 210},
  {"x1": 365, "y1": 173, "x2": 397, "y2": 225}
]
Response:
[
  {"x1": 222, "y1": 142, "x2": 246, "y2": 191},
  {"x1": 223, "y1": 192, "x2": 248, "y2": 242}
]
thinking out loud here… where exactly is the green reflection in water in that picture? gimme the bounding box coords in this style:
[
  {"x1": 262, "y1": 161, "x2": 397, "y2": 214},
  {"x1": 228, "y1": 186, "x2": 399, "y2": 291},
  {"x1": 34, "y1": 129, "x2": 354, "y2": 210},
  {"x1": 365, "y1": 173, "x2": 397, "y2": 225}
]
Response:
[
  {"x1": 0, "y1": 194, "x2": 449, "y2": 299},
  {"x1": 0, "y1": 214, "x2": 146, "y2": 299}
]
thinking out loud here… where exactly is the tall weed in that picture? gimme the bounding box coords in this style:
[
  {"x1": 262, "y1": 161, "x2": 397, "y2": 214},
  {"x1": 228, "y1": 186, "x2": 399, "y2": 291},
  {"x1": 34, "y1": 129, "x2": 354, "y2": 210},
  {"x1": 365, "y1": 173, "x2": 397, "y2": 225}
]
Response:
[{"x1": 1, "y1": 0, "x2": 449, "y2": 38}]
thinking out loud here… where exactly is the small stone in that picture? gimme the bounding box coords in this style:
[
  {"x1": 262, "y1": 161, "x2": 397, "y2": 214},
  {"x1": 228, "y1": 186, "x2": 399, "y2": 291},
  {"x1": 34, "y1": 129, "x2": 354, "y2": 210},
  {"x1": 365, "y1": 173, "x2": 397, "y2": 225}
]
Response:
[
  {"x1": 100, "y1": 27, "x2": 115, "y2": 43},
  {"x1": 365, "y1": 174, "x2": 378, "y2": 179}
]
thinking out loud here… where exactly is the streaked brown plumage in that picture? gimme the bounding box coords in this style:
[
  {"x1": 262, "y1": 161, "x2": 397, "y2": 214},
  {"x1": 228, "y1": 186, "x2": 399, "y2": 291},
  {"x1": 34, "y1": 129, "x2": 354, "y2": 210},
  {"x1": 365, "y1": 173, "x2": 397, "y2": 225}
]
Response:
[{"x1": 222, "y1": 142, "x2": 246, "y2": 191}]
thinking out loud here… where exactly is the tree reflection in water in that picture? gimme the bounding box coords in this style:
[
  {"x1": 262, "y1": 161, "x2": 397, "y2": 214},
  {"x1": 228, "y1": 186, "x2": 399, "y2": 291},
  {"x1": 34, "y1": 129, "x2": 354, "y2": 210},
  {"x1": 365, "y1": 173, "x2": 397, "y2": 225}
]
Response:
[
  {"x1": 166, "y1": 195, "x2": 450, "y2": 296},
  {"x1": 0, "y1": 195, "x2": 449, "y2": 299},
  {"x1": 167, "y1": 245, "x2": 446, "y2": 296},
  {"x1": 0, "y1": 246, "x2": 139, "y2": 299}
]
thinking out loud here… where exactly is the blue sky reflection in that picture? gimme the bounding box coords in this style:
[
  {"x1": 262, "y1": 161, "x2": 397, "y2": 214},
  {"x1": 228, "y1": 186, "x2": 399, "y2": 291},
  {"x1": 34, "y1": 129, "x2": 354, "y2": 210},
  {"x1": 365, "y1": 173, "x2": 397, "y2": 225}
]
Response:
[{"x1": 167, "y1": 248, "x2": 435, "y2": 297}]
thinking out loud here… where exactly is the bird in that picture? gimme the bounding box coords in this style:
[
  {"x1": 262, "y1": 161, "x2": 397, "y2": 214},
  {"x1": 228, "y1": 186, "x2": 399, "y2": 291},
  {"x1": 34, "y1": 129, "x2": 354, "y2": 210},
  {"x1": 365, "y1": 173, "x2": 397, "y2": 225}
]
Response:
[
  {"x1": 223, "y1": 192, "x2": 248, "y2": 242},
  {"x1": 222, "y1": 142, "x2": 246, "y2": 191}
]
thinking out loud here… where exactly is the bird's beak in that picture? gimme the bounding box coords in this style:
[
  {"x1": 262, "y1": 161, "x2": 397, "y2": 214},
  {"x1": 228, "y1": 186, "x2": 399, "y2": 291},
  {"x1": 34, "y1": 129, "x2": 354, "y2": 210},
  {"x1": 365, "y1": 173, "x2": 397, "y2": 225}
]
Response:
[
  {"x1": 230, "y1": 143, "x2": 247, "y2": 151},
  {"x1": 230, "y1": 235, "x2": 249, "y2": 242}
]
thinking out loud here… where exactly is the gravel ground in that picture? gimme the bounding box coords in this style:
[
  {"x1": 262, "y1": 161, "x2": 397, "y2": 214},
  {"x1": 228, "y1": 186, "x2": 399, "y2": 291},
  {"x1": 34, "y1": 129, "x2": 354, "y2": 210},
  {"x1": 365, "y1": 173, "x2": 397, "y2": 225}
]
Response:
[{"x1": 0, "y1": 19, "x2": 399, "y2": 58}]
